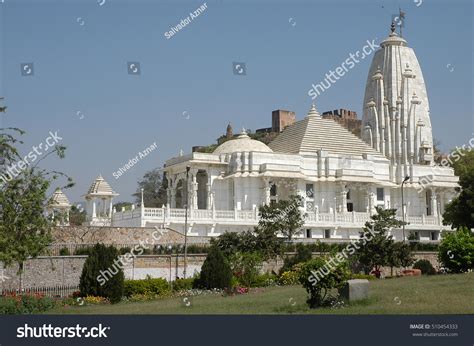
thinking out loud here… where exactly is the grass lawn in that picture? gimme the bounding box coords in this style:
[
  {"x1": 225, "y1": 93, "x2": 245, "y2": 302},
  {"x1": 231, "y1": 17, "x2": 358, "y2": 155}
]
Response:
[{"x1": 49, "y1": 273, "x2": 474, "y2": 314}]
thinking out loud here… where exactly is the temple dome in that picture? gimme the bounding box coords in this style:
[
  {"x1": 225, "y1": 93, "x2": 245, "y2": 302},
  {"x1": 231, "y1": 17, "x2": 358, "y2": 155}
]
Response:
[
  {"x1": 85, "y1": 175, "x2": 118, "y2": 197},
  {"x1": 213, "y1": 129, "x2": 273, "y2": 154},
  {"x1": 48, "y1": 188, "x2": 71, "y2": 209}
]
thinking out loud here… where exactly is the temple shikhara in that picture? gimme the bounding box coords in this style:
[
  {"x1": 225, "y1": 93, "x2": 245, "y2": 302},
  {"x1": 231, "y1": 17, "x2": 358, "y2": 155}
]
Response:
[{"x1": 71, "y1": 24, "x2": 459, "y2": 242}]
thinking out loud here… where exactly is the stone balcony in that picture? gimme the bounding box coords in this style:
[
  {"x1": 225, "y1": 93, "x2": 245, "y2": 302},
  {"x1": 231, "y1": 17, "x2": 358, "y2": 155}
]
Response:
[{"x1": 111, "y1": 207, "x2": 448, "y2": 231}]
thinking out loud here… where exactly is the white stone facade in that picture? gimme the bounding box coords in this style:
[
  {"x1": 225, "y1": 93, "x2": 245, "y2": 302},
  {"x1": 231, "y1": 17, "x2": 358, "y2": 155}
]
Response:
[{"x1": 108, "y1": 26, "x2": 458, "y2": 242}]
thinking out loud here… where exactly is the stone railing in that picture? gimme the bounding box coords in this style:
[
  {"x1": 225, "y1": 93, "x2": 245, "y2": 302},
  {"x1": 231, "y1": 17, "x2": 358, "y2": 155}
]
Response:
[{"x1": 110, "y1": 207, "x2": 445, "y2": 228}]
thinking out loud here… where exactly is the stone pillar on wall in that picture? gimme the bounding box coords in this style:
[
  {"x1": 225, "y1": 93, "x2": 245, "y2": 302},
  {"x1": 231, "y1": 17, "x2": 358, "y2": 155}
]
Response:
[
  {"x1": 191, "y1": 171, "x2": 198, "y2": 210},
  {"x1": 206, "y1": 182, "x2": 212, "y2": 210},
  {"x1": 431, "y1": 189, "x2": 438, "y2": 217},
  {"x1": 92, "y1": 198, "x2": 97, "y2": 218},
  {"x1": 262, "y1": 179, "x2": 271, "y2": 205},
  {"x1": 339, "y1": 184, "x2": 348, "y2": 213},
  {"x1": 365, "y1": 187, "x2": 375, "y2": 215}
]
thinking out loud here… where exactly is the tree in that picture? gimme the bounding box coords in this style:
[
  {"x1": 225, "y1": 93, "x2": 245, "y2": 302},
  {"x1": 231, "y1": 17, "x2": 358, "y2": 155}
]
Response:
[
  {"x1": 194, "y1": 245, "x2": 232, "y2": 290},
  {"x1": 113, "y1": 201, "x2": 133, "y2": 212},
  {"x1": 69, "y1": 204, "x2": 86, "y2": 226},
  {"x1": 0, "y1": 124, "x2": 72, "y2": 289},
  {"x1": 387, "y1": 241, "x2": 414, "y2": 276},
  {"x1": 79, "y1": 243, "x2": 124, "y2": 303},
  {"x1": 258, "y1": 195, "x2": 306, "y2": 242},
  {"x1": 211, "y1": 228, "x2": 282, "y2": 262},
  {"x1": 133, "y1": 168, "x2": 167, "y2": 207},
  {"x1": 253, "y1": 226, "x2": 283, "y2": 261},
  {"x1": 443, "y1": 149, "x2": 474, "y2": 229},
  {"x1": 438, "y1": 227, "x2": 474, "y2": 273},
  {"x1": 353, "y1": 207, "x2": 406, "y2": 277},
  {"x1": 432, "y1": 138, "x2": 444, "y2": 164}
]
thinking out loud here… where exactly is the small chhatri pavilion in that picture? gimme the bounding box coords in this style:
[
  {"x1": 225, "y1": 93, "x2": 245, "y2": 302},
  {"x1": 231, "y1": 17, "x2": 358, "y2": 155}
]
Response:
[
  {"x1": 47, "y1": 188, "x2": 72, "y2": 226},
  {"x1": 84, "y1": 174, "x2": 119, "y2": 226}
]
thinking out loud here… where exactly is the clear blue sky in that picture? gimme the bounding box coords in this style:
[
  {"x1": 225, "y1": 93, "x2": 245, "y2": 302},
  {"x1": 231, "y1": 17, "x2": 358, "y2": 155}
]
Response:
[{"x1": 0, "y1": 0, "x2": 472, "y2": 203}]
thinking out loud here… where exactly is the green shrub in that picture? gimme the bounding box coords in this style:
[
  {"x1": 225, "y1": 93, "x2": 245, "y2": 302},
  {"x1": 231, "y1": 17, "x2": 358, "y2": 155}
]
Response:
[
  {"x1": 278, "y1": 271, "x2": 300, "y2": 285},
  {"x1": 172, "y1": 278, "x2": 194, "y2": 292},
  {"x1": 299, "y1": 257, "x2": 350, "y2": 308},
  {"x1": 186, "y1": 244, "x2": 209, "y2": 254},
  {"x1": 74, "y1": 246, "x2": 92, "y2": 256},
  {"x1": 409, "y1": 242, "x2": 439, "y2": 251},
  {"x1": 119, "y1": 247, "x2": 131, "y2": 255},
  {"x1": 438, "y1": 227, "x2": 474, "y2": 273},
  {"x1": 251, "y1": 273, "x2": 277, "y2": 287},
  {"x1": 230, "y1": 252, "x2": 263, "y2": 287},
  {"x1": 124, "y1": 277, "x2": 170, "y2": 297},
  {"x1": 59, "y1": 247, "x2": 70, "y2": 256},
  {"x1": 79, "y1": 243, "x2": 124, "y2": 304},
  {"x1": 193, "y1": 246, "x2": 232, "y2": 289},
  {"x1": 280, "y1": 243, "x2": 313, "y2": 274},
  {"x1": 413, "y1": 259, "x2": 436, "y2": 275},
  {"x1": 0, "y1": 294, "x2": 56, "y2": 314},
  {"x1": 350, "y1": 273, "x2": 376, "y2": 280}
]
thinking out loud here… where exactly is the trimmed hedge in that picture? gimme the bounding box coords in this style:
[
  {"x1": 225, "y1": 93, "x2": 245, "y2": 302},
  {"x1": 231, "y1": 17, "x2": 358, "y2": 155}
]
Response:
[{"x1": 124, "y1": 278, "x2": 170, "y2": 297}]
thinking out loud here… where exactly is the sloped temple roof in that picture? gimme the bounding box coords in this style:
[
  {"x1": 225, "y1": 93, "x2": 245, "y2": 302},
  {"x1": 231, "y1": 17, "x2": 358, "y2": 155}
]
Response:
[{"x1": 268, "y1": 108, "x2": 385, "y2": 158}]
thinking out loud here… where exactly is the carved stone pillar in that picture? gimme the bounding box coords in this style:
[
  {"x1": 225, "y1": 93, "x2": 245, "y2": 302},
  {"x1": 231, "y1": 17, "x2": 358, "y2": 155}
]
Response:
[
  {"x1": 166, "y1": 188, "x2": 171, "y2": 207},
  {"x1": 431, "y1": 189, "x2": 438, "y2": 217},
  {"x1": 206, "y1": 183, "x2": 212, "y2": 210},
  {"x1": 263, "y1": 179, "x2": 271, "y2": 205},
  {"x1": 340, "y1": 185, "x2": 348, "y2": 213},
  {"x1": 191, "y1": 172, "x2": 198, "y2": 210},
  {"x1": 369, "y1": 191, "x2": 375, "y2": 214},
  {"x1": 365, "y1": 187, "x2": 375, "y2": 215}
]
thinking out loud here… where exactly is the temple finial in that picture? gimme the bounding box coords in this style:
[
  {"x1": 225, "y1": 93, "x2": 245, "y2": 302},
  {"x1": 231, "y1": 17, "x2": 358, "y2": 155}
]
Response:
[{"x1": 391, "y1": 21, "x2": 396, "y2": 34}]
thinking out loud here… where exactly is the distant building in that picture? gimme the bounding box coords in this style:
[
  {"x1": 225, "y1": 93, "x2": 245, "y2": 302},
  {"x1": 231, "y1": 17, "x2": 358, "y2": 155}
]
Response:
[
  {"x1": 257, "y1": 109, "x2": 296, "y2": 133},
  {"x1": 322, "y1": 109, "x2": 362, "y2": 137}
]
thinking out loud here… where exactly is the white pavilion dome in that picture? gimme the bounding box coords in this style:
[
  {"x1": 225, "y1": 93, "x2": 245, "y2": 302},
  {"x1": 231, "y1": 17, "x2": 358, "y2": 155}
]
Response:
[
  {"x1": 48, "y1": 188, "x2": 71, "y2": 209},
  {"x1": 85, "y1": 174, "x2": 118, "y2": 197},
  {"x1": 213, "y1": 129, "x2": 273, "y2": 155}
]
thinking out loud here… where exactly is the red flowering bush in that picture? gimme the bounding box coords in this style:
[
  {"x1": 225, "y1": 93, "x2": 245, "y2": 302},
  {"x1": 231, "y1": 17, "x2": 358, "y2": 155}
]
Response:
[{"x1": 0, "y1": 293, "x2": 56, "y2": 314}]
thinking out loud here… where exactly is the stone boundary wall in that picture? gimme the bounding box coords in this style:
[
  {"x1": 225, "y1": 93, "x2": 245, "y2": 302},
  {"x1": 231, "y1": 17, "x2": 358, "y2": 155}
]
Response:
[
  {"x1": 0, "y1": 252, "x2": 439, "y2": 291},
  {"x1": 51, "y1": 226, "x2": 188, "y2": 245}
]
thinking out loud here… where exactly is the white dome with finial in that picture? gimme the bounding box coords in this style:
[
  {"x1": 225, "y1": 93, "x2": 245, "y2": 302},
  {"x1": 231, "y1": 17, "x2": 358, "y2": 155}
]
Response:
[
  {"x1": 213, "y1": 128, "x2": 273, "y2": 154},
  {"x1": 306, "y1": 103, "x2": 321, "y2": 118},
  {"x1": 85, "y1": 175, "x2": 119, "y2": 197},
  {"x1": 48, "y1": 188, "x2": 71, "y2": 209}
]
